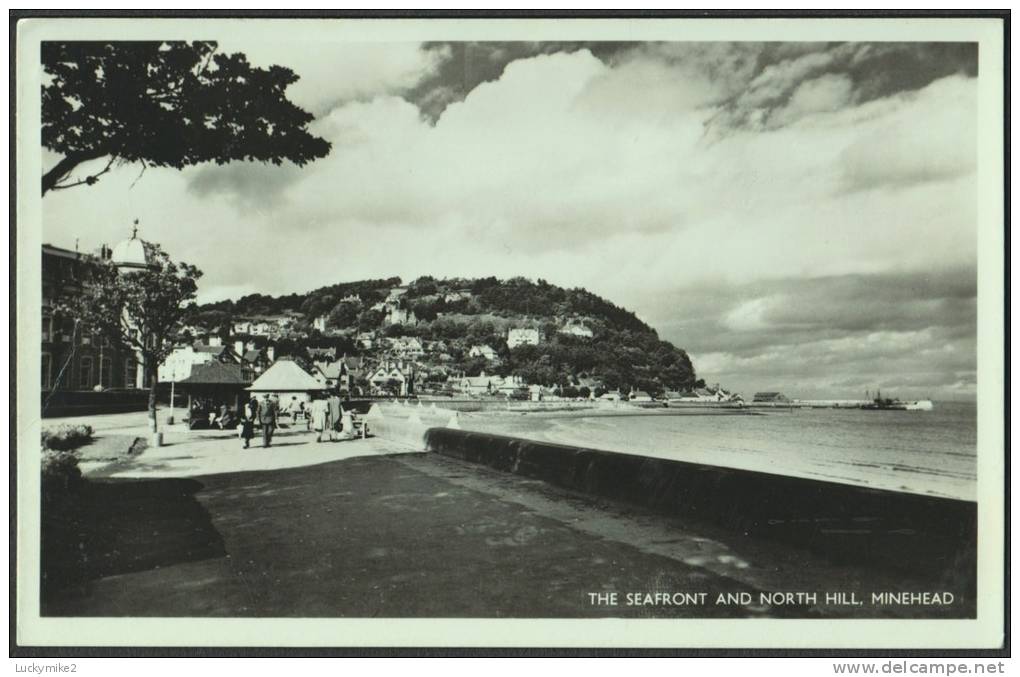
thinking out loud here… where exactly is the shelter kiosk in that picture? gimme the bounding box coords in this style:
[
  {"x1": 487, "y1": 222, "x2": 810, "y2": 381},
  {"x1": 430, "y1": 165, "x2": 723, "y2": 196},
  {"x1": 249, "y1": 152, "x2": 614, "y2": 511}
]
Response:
[
  {"x1": 178, "y1": 362, "x2": 255, "y2": 430},
  {"x1": 246, "y1": 359, "x2": 327, "y2": 404}
]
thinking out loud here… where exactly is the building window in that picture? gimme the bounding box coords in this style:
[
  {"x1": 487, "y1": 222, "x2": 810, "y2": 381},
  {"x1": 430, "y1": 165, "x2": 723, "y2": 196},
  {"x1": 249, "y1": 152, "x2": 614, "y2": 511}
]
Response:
[
  {"x1": 41, "y1": 353, "x2": 51, "y2": 390},
  {"x1": 124, "y1": 358, "x2": 136, "y2": 389},
  {"x1": 79, "y1": 356, "x2": 93, "y2": 390},
  {"x1": 99, "y1": 357, "x2": 112, "y2": 390}
]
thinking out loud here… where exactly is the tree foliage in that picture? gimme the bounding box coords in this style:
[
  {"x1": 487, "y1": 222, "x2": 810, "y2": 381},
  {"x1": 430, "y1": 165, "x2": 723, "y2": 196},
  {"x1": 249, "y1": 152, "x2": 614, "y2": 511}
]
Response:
[
  {"x1": 64, "y1": 244, "x2": 202, "y2": 430},
  {"x1": 41, "y1": 41, "x2": 331, "y2": 194}
]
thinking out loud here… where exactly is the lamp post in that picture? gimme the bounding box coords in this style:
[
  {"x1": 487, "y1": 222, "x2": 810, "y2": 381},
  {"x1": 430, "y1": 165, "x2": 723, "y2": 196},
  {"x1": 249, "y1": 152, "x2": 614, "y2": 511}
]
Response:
[{"x1": 167, "y1": 376, "x2": 176, "y2": 425}]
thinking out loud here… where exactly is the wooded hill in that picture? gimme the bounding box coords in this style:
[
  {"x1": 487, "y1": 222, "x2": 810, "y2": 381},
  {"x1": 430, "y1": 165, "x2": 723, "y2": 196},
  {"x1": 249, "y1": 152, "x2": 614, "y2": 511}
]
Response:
[{"x1": 194, "y1": 275, "x2": 698, "y2": 395}]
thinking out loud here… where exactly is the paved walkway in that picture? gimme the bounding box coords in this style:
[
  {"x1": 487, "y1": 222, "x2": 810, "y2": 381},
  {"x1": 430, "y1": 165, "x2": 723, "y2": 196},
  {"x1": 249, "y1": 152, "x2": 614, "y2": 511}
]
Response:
[
  {"x1": 46, "y1": 453, "x2": 781, "y2": 618},
  {"x1": 49, "y1": 411, "x2": 415, "y2": 478},
  {"x1": 41, "y1": 411, "x2": 972, "y2": 619}
]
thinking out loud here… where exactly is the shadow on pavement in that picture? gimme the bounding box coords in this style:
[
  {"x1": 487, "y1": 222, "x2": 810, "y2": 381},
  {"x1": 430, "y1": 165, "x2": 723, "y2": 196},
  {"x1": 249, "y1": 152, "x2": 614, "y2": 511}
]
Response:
[{"x1": 41, "y1": 476, "x2": 225, "y2": 614}]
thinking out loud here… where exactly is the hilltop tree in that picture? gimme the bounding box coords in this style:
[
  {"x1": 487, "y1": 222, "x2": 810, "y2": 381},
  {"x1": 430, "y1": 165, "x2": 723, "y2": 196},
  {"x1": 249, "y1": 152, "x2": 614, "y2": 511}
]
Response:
[
  {"x1": 41, "y1": 41, "x2": 330, "y2": 195},
  {"x1": 65, "y1": 244, "x2": 202, "y2": 432}
]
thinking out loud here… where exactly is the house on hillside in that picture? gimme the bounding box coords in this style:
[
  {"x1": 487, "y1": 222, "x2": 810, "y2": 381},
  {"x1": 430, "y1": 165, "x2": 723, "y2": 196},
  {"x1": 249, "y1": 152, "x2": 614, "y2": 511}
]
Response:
[
  {"x1": 629, "y1": 390, "x2": 654, "y2": 402},
  {"x1": 356, "y1": 331, "x2": 376, "y2": 350},
  {"x1": 388, "y1": 336, "x2": 424, "y2": 358},
  {"x1": 383, "y1": 304, "x2": 417, "y2": 326},
  {"x1": 158, "y1": 342, "x2": 240, "y2": 383},
  {"x1": 468, "y1": 344, "x2": 498, "y2": 361},
  {"x1": 241, "y1": 347, "x2": 273, "y2": 374},
  {"x1": 312, "y1": 315, "x2": 328, "y2": 333},
  {"x1": 368, "y1": 360, "x2": 415, "y2": 397},
  {"x1": 507, "y1": 327, "x2": 540, "y2": 349},
  {"x1": 559, "y1": 321, "x2": 594, "y2": 338}
]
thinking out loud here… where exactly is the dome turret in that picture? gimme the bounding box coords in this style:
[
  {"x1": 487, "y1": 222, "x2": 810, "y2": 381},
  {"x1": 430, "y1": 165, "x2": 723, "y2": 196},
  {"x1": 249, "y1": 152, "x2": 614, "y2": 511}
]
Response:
[{"x1": 111, "y1": 221, "x2": 154, "y2": 271}]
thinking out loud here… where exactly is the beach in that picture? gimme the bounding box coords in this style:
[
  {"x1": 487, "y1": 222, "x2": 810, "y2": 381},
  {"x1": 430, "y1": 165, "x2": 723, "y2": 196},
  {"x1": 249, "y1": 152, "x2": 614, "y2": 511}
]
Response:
[{"x1": 447, "y1": 402, "x2": 977, "y2": 501}]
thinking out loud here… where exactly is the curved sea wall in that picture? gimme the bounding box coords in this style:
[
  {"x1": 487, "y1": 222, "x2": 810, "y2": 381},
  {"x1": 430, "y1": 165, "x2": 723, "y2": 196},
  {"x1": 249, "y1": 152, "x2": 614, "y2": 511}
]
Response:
[{"x1": 422, "y1": 427, "x2": 976, "y2": 585}]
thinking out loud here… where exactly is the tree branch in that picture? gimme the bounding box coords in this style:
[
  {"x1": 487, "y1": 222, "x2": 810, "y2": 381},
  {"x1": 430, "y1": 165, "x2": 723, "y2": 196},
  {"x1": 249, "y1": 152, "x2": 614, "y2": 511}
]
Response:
[
  {"x1": 42, "y1": 150, "x2": 111, "y2": 195},
  {"x1": 49, "y1": 155, "x2": 117, "y2": 192}
]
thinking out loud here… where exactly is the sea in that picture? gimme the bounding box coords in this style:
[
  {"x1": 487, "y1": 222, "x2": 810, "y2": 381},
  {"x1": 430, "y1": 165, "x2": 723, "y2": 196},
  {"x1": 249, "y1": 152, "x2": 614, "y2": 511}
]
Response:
[{"x1": 459, "y1": 401, "x2": 977, "y2": 501}]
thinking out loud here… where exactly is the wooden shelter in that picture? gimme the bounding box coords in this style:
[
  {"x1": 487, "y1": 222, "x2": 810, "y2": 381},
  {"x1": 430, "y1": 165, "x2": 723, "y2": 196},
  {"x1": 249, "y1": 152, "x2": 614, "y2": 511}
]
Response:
[{"x1": 178, "y1": 362, "x2": 255, "y2": 428}]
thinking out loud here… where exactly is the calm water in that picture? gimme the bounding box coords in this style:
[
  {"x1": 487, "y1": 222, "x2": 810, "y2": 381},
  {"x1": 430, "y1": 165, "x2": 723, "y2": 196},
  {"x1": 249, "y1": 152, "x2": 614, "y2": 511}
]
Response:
[{"x1": 460, "y1": 402, "x2": 977, "y2": 501}]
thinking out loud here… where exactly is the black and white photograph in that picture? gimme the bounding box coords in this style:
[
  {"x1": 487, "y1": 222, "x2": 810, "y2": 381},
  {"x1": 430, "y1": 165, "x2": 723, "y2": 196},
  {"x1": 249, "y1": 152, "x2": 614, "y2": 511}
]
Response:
[{"x1": 13, "y1": 14, "x2": 1006, "y2": 651}]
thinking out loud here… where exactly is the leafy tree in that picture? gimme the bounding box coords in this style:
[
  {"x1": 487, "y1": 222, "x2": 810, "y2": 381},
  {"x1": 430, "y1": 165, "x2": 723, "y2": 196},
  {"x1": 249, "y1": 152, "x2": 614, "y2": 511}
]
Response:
[
  {"x1": 65, "y1": 243, "x2": 202, "y2": 432},
  {"x1": 42, "y1": 41, "x2": 330, "y2": 195},
  {"x1": 357, "y1": 309, "x2": 385, "y2": 332},
  {"x1": 327, "y1": 302, "x2": 361, "y2": 330}
]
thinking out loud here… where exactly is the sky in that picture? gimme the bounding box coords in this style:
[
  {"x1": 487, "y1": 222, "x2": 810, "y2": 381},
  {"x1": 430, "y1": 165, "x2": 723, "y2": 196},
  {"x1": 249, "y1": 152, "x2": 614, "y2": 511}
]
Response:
[{"x1": 41, "y1": 40, "x2": 979, "y2": 400}]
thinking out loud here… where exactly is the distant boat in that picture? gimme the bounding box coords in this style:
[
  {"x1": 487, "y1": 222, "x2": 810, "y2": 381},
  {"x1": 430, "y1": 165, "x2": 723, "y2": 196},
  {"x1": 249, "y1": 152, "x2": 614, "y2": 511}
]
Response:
[{"x1": 861, "y1": 390, "x2": 934, "y2": 411}]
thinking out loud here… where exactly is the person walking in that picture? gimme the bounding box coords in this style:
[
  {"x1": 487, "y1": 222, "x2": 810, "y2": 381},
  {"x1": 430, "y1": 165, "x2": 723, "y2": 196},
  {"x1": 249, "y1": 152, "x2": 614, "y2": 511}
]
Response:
[
  {"x1": 240, "y1": 398, "x2": 256, "y2": 449},
  {"x1": 310, "y1": 394, "x2": 329, "y2": 443},
  {"x1": 259, "y1": 393, "x2": 278, "y2": 448},
  {"x1": 328, "y1": 393, "x2": 342, "y2": 441}
]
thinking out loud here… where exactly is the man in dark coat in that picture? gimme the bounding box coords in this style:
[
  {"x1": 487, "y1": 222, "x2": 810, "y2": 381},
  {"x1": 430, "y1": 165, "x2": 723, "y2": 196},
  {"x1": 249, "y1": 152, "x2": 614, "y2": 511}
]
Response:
[{"x1": 259, "y1": 393, "x2": 279, "y2": 448}]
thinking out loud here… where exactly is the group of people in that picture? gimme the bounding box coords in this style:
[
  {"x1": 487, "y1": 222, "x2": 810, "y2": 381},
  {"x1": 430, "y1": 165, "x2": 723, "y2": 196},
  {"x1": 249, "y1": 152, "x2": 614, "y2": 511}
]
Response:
[
  {"x1": 307, "y1": 392, "x2": 353, "y2": 443},
  {"x1": 236, "y1": 392, "x2": 356, "y2": 449},
  {"x1": 189, "y1": 398, "x2": 237, "y2": 430},
  {"x1": 238, "y1": 393, "x2": 279, "y2": 449}
]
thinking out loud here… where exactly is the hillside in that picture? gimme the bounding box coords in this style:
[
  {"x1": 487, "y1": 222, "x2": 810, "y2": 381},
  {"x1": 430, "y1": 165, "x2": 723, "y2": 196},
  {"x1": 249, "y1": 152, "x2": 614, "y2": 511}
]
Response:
[{"x1": 193, "y1": 276, "x2": 698, "y2": 395}]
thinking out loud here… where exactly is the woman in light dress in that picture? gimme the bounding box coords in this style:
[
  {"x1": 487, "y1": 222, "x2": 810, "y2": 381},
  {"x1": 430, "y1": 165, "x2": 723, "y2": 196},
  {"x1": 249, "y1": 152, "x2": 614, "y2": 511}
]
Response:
[{"x1": 310, "y1": 394, "x2": 330, "y2": 443}]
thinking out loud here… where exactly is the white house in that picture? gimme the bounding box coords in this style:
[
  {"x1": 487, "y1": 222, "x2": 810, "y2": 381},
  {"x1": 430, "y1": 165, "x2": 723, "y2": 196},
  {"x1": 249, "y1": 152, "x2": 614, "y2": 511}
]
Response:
[
  {"x1": 468, "y1": 344, "x2": 498, "y2": 361},
  {"x1": 507, "y1": 327, "x2": 540, "y2": 349},
  {"x1": 382, "y1": 303, "x2": 417, "y2": 326},
  {"x1": 158, "y1": 342, "x2": 239, "y2": 383},
  {"x1": 559, "y1": 321, "x2": 594, "y2": 338}
]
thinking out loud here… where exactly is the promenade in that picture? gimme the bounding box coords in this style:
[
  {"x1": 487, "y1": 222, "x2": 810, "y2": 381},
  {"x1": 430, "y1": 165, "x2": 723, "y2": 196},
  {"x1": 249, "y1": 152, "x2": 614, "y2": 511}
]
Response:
[{"x1": 41, "y1": 412, "x2": 967, "y2": 619}]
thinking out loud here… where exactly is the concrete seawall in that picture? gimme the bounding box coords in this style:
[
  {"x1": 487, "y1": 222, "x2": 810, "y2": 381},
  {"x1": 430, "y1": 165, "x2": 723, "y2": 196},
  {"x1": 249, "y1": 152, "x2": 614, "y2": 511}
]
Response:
[{"x1": 422, "y1": 426, "x2": 976, "y2": 587}]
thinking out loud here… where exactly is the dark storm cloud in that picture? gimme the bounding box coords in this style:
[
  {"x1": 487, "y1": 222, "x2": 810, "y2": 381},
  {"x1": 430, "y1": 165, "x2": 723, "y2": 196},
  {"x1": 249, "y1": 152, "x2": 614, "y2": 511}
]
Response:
[
  {"x1": 705, "y1": 42, "x2": 977, "y2": 133},
  {"x1": 406, "y1": 41, "x2": 977, "y2": 129},
  {"x1": 405, "y1": 41, "x2": 638, "y2": 121}
]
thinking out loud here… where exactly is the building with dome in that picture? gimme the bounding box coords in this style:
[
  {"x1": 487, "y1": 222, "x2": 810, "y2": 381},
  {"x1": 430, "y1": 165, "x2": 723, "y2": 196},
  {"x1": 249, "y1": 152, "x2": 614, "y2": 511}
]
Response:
[
  {"x1": 41, "y1": 226, "x2": 161, "y2": 414},
  {"x1": 41, "y1": 242, "x2": 140, "y2": 413}
]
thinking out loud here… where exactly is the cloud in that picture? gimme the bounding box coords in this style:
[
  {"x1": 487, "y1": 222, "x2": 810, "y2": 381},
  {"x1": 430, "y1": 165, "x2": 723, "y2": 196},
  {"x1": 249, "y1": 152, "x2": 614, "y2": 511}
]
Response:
[
  {"x1": 216, "y1": 40, "x2": 448, "y2": 117},
  {"x1": 40, "y1": 40, "x2": 979, "y2": 399},
  {"x1": 638, "y1": 269, "x2": 976, "y2": 399},
  {"x1": 837, "y1": 76, "x2": 977, "y2": 193}
]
